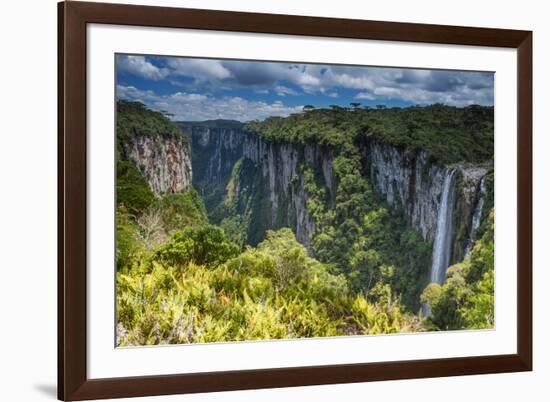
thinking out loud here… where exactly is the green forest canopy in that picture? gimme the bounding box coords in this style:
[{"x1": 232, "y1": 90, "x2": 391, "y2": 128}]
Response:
[{"x1": 245, "y1": 104, "x2": 493, "y2": 164}]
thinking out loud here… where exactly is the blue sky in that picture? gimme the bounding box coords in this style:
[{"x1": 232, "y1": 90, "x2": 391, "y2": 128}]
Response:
[{"x1": 116, "y1": 54, "x2": 494, "y2": 122}]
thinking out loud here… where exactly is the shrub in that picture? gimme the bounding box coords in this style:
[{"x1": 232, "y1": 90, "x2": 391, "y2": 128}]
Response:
[
  {"x1": 422, "y1": 210, "x2": 495, "y2": 330},
  {"x1": 116, "y1": 228, "x2": 422, "y2": 346},
  {"x1": 153, "y1": 225, "x2": 239, "y2": 267},
  {"x1": 116, "y1": 205, "x2": 144, "y2": 270},
  {"x1": 156, "y1": 189, "x2": 208, "y2": 231},
  {"x1": 116, "y1": 160, "x2": 156, "y2": 216}
]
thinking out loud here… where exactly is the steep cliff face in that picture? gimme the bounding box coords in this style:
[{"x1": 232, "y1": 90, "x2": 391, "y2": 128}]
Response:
[
  {"x1": 178, "y1": 123, "x2": 335, "y2": 248},
  {"x1": 452, "y1": 165, "x2": 492, "y2": 261},
  {"x1": 180, "y1": 122, "x2": 490, "y2": 267},
  {"x1": 121, "y1": 132, "x2": 192, "y2": 194},
  {"x1": 243, "y1": 135, "x2": 336, "y2": 201},
  {"x1": 180, "y1": 124, "x2": 245, "y2": 209},
  {"x1": 238, "y1": 134, "x2": 335, "y2": 247},
  {"x1": 361, "y1": 139, "x2": 491, "y2": 263},
  {"x1": 363, "y1": 141, "x2": 445, "y2": 242}
]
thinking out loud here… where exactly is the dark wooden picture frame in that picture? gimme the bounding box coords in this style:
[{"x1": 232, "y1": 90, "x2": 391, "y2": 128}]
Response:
[{"x1": 58, "y1": 1, "x2": 532, "y2": 400}]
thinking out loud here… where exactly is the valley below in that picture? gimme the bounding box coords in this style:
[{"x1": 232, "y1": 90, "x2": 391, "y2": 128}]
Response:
[{"x1": 115, "y1": 100, "x2": 495, "y2": 346}]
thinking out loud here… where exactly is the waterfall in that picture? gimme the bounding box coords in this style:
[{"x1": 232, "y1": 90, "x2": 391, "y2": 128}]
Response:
[
  {"x1": 465, "y1": 178, "x2": 486, "y2": 257},
  {"x1": 429, "y1": 169, "x2": 457, "y2": 284},
  {"x1": 422, "y1": 169, "x2": 457, "y2": 317}
]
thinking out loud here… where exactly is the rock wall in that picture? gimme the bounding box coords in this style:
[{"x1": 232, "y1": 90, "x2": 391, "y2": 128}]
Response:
[
  {"x1": 239, "y1": 134, "x2": 335, "y2": 248},
  {"x1": 184, "y1": 125, "x2": 245, "y2": 209},
  {"x1": 121, "y1": 132, "x2": 192, "y2": 194},
  {"x1": 181, "y1": 123, "x2": 490, "y2": 263},
  {"x1": 362, "y1": 141, "x2": 445, "y2": 242},
  {"x1": 180, "y1": 124, "x2": 335, "y2": 248},
  {"x1": 453, "y1": 166, "x2": 492, "y2": 261},
  {"x1": 361, "y1": 139, "x2": 491, "y2": 262}
]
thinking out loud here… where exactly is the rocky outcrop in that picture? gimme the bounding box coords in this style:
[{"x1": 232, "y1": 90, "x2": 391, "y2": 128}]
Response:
[{"x1": 121, "y1": 132, "x2": 192, "y2": 194}]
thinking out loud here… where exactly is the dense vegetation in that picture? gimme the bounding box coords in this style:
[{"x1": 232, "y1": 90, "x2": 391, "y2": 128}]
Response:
[
  {"x1": 240, "y1": 105, "x2": 494, "y2": 312},
  {"x1": 246, "y1": 104, "x2": 493, "y2": 164},
  {"x1": 422, "y1": 210, "x2": 494, "y2": 330},
  {"x1": 209, "y1": 145, "x2": 433, "y2": 311},
  {"x1": 116, "y1": 101, "x2": 494, "y2": 346},
  {"x1": 116, "y1": 101, "x2": 208, "y2": 268},
  {"x1": 117, "y1": 227, "x2": 422, "y2": 346},
  {"x1": 304, "y1": 150, "x2": 432, "y2": 310}
]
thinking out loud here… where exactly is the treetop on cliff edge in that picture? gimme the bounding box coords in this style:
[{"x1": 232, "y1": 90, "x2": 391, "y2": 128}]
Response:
[
  {"x1": 117, "y1": 100, "x2": 188, "y2": 141},
  {"x1": 244, "y1": 104, "x2": 493, "y2": 165}
]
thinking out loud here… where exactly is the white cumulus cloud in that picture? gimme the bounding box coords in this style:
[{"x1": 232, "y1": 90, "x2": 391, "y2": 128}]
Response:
[
  {"x1": 274, "y1": 85, "x2": 299, "y2": 96},
  {"x1": 116, "y1": 55, "x2": 494, "y2": 107},
  {"x1": 116, "y1": 85, "x2": 303, "y2": 121},
  {"x1": 117, "y1": 55, "x2": 168, "y2": 80},
  {"x1": 167, "y1": 58, "x2": 232, "y2": 81}
]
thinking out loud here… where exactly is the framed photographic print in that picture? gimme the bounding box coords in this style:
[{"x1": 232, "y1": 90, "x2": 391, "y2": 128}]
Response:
[{"x1": 58, "y1": 1, "x2": 532, "y2": 400}]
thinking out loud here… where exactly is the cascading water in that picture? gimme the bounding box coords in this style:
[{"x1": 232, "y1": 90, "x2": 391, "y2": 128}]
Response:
[
  {"x1": 465, "y1": 178, "x2": 486, "y2": 257},
  {"x1": 423, "y1": 169, "x2": 457, "y2": 316},
  {"x1": 430, "y1": 169, "x2": 457, "y2": 284}
]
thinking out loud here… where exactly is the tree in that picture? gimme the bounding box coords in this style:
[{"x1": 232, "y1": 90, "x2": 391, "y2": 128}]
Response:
[
  {"x1": 136, "y1": 207, "x2": 166, "y2": 250},
  {"x1": 350, "y1": 102, "x2": 361, "y2": 110},
  {"x1": 116, "y1": 206, "x2": 143, "y2": 270},
  {"x1": 116, "y1": 160, "x2": 155, "y2": 216},
  {"x1": 153, "y1": 225, "x2": 239, "y2": 267}
]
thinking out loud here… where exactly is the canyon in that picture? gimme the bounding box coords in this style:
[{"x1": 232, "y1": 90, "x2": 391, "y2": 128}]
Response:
[
  {"x1": 177, "y1": 122, "x2": 492, "y2": 273},
  {"x1": 120, "y1": 117, "x2": 492, "y2": 289}
]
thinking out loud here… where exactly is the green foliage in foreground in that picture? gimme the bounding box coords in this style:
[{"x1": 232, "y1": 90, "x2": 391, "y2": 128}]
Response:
[
  {"x1": 117, "y1": 160, "x2": 156, "y2": 216},
  {"x1": 153, "y1": 225, "x2": 240, "y2": 267},
  {"x1": 156, "y1": 190, "x2": 208, "y2": 232},
  {"x1": 116, "y1": 188, "x2": 208, "y2": 269},
  {"x1": 245, "y1": 104, "x2": 493, "y2": 164},
  {"x1": 117, "y1": 228, "x2": 422, "y2": 346},
  {"x1": 422, "y1": 210, "x2": 495, "y2": 330},
  {"x1": 116, "y1": 205, "x2": 143, "y2": 270}
]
